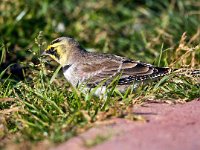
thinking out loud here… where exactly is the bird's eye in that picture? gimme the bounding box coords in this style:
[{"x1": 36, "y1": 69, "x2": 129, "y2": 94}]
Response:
[
  {"x1": 47, "y1": 47, "x2": 56, "y2": 55},
  {"x1": 46, "y1": 47, "x2": 60, "y2": 59}
]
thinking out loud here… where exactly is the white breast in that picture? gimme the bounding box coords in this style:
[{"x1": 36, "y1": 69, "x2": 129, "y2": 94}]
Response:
[{"x1": 63, "y1": 65, "x2": 79, "y2": 87}]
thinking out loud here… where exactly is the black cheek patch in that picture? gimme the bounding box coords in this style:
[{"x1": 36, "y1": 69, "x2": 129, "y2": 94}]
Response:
[
  {"x1": 53, "y1": 51, "x2": 60, "y2": 59},
  {"x1": 47, "y1": 47, "x2": 60, "y2": 59}
]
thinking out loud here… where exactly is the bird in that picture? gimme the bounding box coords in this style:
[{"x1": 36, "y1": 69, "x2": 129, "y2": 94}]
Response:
[{"x1": 42, "y1": 37, "x2": 198, "y2": 97}]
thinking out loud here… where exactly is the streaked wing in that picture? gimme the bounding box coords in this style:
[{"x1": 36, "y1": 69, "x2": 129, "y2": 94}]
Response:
[
  {"x1": 118, "y1": 60, "x2": 169, "y2": 85},
  {"x1": 80, "y1": 59, "x2": 122, "y2": 86},
  {"x1": 79, "y1": 57, "x2": 169, "y2": 87}
]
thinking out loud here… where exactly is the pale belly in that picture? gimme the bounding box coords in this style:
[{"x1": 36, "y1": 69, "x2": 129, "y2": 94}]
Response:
[{"x1": 63, "y1": 66, "x2": 80, "y2": 87}]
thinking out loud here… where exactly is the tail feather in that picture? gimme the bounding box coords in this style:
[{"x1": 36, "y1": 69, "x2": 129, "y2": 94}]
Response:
[{"x1": 172, "y1": 68, "x2": 200, "y2": 76}]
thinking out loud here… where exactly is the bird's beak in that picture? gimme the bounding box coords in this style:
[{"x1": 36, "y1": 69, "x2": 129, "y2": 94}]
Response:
[{"x1": 41, "y1": 50, "x2": 48, "y2": 56}]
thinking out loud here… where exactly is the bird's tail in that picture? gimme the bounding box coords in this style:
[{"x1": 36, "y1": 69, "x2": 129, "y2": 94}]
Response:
[{"x1": 170, "y1": 68, "x2": 200, "y2": 76}]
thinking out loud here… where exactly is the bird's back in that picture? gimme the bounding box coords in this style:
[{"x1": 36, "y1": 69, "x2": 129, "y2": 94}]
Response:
[{"x1": 65, "y1": 52, "x2": 170, "y2": 89}]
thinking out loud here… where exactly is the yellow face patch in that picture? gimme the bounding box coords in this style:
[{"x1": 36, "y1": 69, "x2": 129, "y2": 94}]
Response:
[
  {"x1": 44, "y1": 45, "x2": 60, "y2": 61},
  {"x1": 43, "y1": 37, "x2": 73, "y2": 66}
]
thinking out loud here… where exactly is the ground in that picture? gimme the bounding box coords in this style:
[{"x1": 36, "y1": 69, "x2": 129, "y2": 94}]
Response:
[
  {"x1": 0, "y1": 1, "x2": 200, "y2": 149},
  {"x1": 54, "y1": 99, "x2": 200, "y2": 150}
]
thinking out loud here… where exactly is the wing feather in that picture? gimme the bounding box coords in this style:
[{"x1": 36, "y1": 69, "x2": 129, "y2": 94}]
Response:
[{"x1": 78, "y1": 56, "x2": 169, "y2": 87}]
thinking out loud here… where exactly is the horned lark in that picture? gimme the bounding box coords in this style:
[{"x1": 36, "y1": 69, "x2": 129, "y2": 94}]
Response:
[{"x1": 42, "y1": 37, "x2": 198, "y2": 96}]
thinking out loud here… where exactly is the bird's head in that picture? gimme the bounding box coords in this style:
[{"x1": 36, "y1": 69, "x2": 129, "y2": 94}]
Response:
[{"x1": 42, "y1": 37, "x2": 81, "y2": 66}]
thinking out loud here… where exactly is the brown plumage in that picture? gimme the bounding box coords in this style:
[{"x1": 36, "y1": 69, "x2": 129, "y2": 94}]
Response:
[
  {"x1": 42, "y1": 37, "x2": 173, "y2": 95},
  {"x1": 72, "y1": 54, "x2": 169, "y2": 88}
]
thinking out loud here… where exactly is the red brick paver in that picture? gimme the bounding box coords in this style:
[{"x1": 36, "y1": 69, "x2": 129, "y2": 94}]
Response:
[{"x1": 53, "y1": 99, "x2": 200, "y2": 150}]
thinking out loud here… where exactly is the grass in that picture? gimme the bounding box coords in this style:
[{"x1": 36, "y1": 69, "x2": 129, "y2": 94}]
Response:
[{"x1": 0, "y1": 0, "x2": 200, "y2": 149}]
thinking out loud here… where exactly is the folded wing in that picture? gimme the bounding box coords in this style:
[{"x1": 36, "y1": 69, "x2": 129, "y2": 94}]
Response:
[{"x1": 79, "y1": 56, "x2": 169, "y2": 87}]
